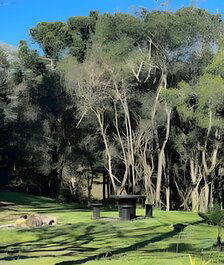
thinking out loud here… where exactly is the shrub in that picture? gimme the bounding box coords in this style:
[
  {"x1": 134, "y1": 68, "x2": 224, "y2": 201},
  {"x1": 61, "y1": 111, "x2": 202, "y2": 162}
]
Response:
[{"x1": 198, "y1": 203, "x2": 224, "y2": 251}]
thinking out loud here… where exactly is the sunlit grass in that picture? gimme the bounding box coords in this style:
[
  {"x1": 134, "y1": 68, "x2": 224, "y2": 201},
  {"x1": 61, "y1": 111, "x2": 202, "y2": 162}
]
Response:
[{"x1": 0, "y1": 191, "x2": 223, "y2": 265}]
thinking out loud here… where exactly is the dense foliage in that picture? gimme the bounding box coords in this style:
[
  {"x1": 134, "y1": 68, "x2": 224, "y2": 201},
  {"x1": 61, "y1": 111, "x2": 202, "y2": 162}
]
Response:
[{"x1": 1, "y1": 6, "x2": 224, "y2": 211}]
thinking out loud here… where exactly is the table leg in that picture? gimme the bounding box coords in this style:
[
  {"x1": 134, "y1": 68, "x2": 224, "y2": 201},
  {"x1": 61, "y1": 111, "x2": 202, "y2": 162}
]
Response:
[
  {"x1": 130, "y1": 203, "x2": 136, "y2": 218},
  {"x1": 118, "y1": 204, "x2": 122, "y2": 218}
]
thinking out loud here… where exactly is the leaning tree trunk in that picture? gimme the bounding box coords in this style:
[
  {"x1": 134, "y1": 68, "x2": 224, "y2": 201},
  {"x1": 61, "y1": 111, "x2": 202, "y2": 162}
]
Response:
[
  {"x1": 114, "y1": 101, "x2": 129, "y2": 194},
  {"x1": 114, "y1": 81, "x2": 136, "y2": 193},
  {"x1": 93, "y1": 109, "x2": 118, "y2": 194}
]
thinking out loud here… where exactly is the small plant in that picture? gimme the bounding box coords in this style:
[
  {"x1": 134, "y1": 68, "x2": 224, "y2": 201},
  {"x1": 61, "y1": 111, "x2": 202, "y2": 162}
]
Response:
[
  {"x1": 198, "y1": 203, "x2": 224, "y2": 251},
  {"x1": 181, "y1": 255, "x2": 210, "y2": 265},
  {"x1": 189, "y1": 254, "x2": 210, "y2": 265}
]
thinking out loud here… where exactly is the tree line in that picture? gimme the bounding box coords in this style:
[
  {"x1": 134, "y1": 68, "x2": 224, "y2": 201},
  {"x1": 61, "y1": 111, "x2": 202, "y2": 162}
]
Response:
[{"x1": 1, "y1": 6, "x2": 224, "y2": 212}]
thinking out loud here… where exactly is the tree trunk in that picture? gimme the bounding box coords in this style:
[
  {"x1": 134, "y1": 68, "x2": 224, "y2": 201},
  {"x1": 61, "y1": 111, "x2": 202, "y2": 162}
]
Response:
[
  {"x1": 94, "y1": 110, "x2": 118, "y2": 194},
  {"x1": 155, "y1": 106, "x2": 171, "y2": 208},
  {"x1": 191, "y1": 187, "x2": 199, "y2": 212},
  {"x1": 204, "y1": 180, "x2": 210, "y2": 211},
  {"x1": 199, "y1": 179, "x2": 210, "y2": 213},
  {"x1": 166, "y1": 185, "x2": 170, "y2": 211},
  {"x1": 210, "y1": 176, "x2": 215, "y2": 208},
  {"x1": 155, "y1": 150, "x2": 164, "y2": 208},
  {"x1": 217, "y1": 226, "x2": 222, "y2": 252},
  {"x1": 49, "y1": 168, "x2": 61, "y2": 198},
  {"x1": 190, "y1": 158, "x2": 201, "y2": 212}
]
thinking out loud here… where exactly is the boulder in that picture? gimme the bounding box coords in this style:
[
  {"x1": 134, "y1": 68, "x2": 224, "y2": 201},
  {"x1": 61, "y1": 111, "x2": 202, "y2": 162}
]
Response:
[
  {"x1": 26, "y1": 215, "x2": 43, "y2": 228},
  {"x1": 15, "y1": 217, "x2": 27, "y2": 228}
]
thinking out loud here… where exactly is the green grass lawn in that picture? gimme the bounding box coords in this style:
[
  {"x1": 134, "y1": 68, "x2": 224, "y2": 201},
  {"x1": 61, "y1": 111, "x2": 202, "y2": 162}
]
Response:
[{"x1": 0, "y1": 190, "x2": 223, "y2": 265}]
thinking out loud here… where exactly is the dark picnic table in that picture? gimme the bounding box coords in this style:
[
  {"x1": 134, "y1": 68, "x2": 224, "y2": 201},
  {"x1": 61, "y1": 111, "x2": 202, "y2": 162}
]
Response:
[{"x1": 110, "y1": 195, "x2": 146, "y2": 219}]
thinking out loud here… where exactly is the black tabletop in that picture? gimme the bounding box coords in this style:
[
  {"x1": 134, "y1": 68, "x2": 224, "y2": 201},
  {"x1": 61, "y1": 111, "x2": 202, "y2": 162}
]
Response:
[{"x1": 110, "y1": 195, "x2": 146, "y2": 199}]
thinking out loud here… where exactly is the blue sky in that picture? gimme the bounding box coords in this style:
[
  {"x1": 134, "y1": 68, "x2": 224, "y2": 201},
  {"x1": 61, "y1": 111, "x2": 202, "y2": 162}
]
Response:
[{"x1": 0, "y1": 0, "x2": 223, "y2": 49}]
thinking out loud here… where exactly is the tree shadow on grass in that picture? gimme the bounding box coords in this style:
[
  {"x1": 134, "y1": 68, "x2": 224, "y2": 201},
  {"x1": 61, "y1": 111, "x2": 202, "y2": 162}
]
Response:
[
  {"x1": 0, "y1": 224, "x2": 99, "y2": 262},
  {"x1": 54, "y1": 223, "x2": 191, "y2": 265},
  {"x1": 54, "y1": 221, "x2": 205, "y2": 265},
  {"x1": 0, "y1": 216, "x2": 204, "y2": 264},
  {"x1": 0, "y1": 222, "x2": 166, "y2": 262}
]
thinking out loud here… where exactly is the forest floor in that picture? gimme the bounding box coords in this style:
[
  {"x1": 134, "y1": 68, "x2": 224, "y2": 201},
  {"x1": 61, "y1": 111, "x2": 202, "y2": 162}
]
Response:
[{"x1": 0, "y1": 190, "x2": 223, "y2": 265}]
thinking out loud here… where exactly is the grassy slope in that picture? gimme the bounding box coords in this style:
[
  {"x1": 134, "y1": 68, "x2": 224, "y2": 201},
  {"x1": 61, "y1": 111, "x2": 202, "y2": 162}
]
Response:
[{"x1": 0, "y1": 191, "x2": 223, "y2": 265}]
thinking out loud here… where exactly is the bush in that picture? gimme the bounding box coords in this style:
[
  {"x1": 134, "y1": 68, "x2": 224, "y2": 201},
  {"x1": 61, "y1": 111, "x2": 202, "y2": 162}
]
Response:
[{"x1": 198, "y1": 203, "x2": 224, "y2": 251}]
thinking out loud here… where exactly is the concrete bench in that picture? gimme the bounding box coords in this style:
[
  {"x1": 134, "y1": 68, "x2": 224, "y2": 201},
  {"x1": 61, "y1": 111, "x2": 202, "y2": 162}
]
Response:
[{"x1": 91, "y1": 203, "x2": 103, "y2": 220}]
